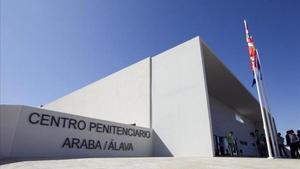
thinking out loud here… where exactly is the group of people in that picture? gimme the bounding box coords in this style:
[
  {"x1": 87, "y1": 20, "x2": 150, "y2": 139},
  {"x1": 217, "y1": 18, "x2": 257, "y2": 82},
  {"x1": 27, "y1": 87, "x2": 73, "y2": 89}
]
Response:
[
  {"x1": 251, "y1": 129, "x2": 300, "y2": 158},
  {"x1": 277, "y1": 129, "x2": 300, "y2": 158},
  {"x1": 225, "y1": 129, "x2": 300, "y2": 158}
]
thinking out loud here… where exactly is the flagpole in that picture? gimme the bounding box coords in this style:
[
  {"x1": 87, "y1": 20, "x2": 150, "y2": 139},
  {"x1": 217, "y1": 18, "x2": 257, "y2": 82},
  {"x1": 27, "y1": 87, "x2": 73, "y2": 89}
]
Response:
[
  {"x1": 256, "y1": 50, "x2": 279, "y2": 157},
  {"x1": 270, "y1": 116, "x2": 280, "y2": 156},
  {"x1": 253, "y1": 67, "x2": 274, "y2": 159},
  {"x1": 243, "y1": 20, "x2": 273, "y2": 158},
  {"x1": 257, "y1": 77, "x2": 277, "y2": 157}
]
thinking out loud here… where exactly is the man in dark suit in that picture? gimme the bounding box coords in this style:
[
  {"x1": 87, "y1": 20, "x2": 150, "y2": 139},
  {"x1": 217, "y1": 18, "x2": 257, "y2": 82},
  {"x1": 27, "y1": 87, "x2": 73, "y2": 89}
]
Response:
[
  {"x1": 286, "y1": 131, "x2": 291, "y2": 145},
  {"x1": 287, "y1": 130, "x2": 299, "y2": 158},
  {"x1": 285, "y1": 130, "x2": 291, "y2": 157}
]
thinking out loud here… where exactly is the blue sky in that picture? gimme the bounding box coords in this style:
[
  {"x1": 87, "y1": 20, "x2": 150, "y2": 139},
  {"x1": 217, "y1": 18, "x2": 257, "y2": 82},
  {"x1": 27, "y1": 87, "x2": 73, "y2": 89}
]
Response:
[{"x1": 1, "y1": 0, "x2": 299, "y2": 134}]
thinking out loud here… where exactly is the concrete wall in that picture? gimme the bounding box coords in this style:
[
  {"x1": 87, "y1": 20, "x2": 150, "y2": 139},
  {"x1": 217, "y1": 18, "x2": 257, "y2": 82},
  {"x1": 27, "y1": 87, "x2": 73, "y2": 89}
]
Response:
[
  {"x1": 0, "y1": 105, "x2": 152, "y2": 160},
  {"x1": 44, "y1": 58, "x2": 151, "y2": 128},
  {"x1": 151, "y1": 37, "x2": 214, "y2": 157},
  {"x1": 209, "y1": 96, "x2": 258, "y2": 156}
]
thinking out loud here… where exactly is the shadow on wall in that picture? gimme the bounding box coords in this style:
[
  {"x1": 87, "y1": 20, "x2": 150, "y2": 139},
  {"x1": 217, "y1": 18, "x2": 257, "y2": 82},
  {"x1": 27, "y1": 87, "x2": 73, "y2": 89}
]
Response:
[{"x1": 152, "y1": 130, "x2": 173, "y2": 157}]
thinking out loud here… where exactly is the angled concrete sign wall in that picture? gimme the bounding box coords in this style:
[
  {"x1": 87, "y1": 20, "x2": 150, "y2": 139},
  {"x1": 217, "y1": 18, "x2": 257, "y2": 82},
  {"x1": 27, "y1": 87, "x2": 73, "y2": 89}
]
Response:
[{"x1": 0, "y1": 105, "x2": 152, "y2": 160}]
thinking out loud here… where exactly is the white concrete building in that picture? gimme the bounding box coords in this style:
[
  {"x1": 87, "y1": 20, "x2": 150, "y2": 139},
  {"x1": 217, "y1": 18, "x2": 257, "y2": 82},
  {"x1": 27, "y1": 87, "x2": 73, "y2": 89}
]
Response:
[{"x1": 0, "y1": 37, "x2": 274, "y2": 160}]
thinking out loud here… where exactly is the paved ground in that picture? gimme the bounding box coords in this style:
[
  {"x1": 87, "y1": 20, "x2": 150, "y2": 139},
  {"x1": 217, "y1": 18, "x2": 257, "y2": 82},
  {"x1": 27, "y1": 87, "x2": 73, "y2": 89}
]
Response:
[{"x1": 1, "y1": 157, "x2": 299, "y2": 169}]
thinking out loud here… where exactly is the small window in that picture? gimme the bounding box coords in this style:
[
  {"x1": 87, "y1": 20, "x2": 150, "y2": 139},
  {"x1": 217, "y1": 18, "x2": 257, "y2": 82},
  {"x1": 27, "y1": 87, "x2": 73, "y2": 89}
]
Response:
[{"x1": 235, "y1": 114, "x2": 244, "y2": 124}]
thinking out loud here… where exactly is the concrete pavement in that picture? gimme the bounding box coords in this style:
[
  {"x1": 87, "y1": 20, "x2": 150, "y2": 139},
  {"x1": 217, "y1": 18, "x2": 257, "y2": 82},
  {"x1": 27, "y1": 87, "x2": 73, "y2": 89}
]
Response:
[{"x1": 1, "y1": 157, "x2": 299, "y2": 169}]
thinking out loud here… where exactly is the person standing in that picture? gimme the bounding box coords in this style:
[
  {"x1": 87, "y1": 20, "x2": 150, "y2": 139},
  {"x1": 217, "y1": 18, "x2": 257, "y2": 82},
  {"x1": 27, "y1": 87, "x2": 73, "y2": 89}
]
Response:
[
  {"x1": 289, "y1": 130, "x2": 299, "y2": 158},
  {"x1": 254, "y1": 130, "x2": 263, "y2": 157},
  {"x1": 260, "y1": 134, "x2": 268, "y2": 157},
  {"x1": 277, "y1": 133, "x2": 288, "y2": 157},
  {"x1": 297, "y1": 130, "x2": 300, "y2": 158},
  {"x1": 227, "y1": 131, "x2": 235, "y2": 156},
  {"x1": 286, "y1": 130, "x2": 291, "y2": 157},
  {"x1": 250, "y1": 132, "x2": 259, "y2": 157}
]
